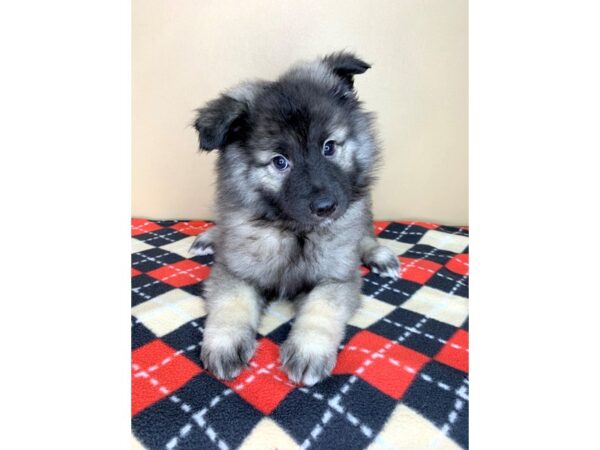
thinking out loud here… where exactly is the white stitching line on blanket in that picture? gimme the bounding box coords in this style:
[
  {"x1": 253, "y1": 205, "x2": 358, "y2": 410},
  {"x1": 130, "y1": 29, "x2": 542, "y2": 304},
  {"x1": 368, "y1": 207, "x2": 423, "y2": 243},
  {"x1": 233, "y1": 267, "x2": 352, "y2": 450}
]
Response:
[
  {"x1": 359, "y1": 283, "x2": 466, "y2": 353},
  {"x1": 382, "y1": 228, "x2": 468, "y2": 238},
  {"x1": 254, "y1": 354, "x2": 462, "y2": 402},
  {"x1": 364, "y1": 269, "x2": 468, "y2": 293},
  {"x1": 447, "y1": 273, "x2": 468, "y2": 297},
  {"x1": 132, "y1": 253, "x2": 209, "y2": 296},
  {"x1": 133, "y1": 321, "x2": 203, "y2": 375},
  {"x1": 423, "y1": 379, "x2": 469, "y2": 450},
  {"x1": 358, "y1": 306, "x2": 463, "y2": 355},
  {"x1": 453, "y1": 256, "x2": 469, "y2": 266},
  {"x1": 380, "y1": 318, "x2": 469, "y2": 352},
  {"x1": 401, "y1": 250, "x2": 469, "y2": 268},
  {"x1": 172, "y1": 221, "x2": 212, "y2": 233},
  {"x1": 132, "y1": 264, "x2": 209, "y2": 300},
  {"x1": 153, "y1": 359, "x2": 293, "y2": 450},
  {"x1": 385, "y1": 223, "x2": 423, "y2": 238},
  {"x1": 132, "y1": 363, "x2": 231, "y2": 450},
  {"x1": 132, "y1": 221, "x2": 210, "y2": 244},
  {"x1": 363, "y1": 267, "x2": 468, "y2": 302},
  {"x1": 337, "y1": 345, "x2": 464, "y2": 392},
  {"x1": 132, "y1": 251, "x2": 174, "y2": 267},
  {"x1": 133, "y1": 228, "x2": 180, "y2": 245},
  {"x1": 401, "y1": 249, "x2": 453, "y2": 258},
  {"x1": 383, "y1": 224, "x2": 468, "y2": 244},
  {"x1": 362, "y1": 278, "x2": 413, "y2": 299},
  {"x1": 403, "y1": 264, "x2": 469, "y2": 285},
  {"x1": 131, "y1": 252, "x2": 211, "y2": 328},
  {"x1": 134, "y1": 221, "x2": 211, "y2": 237},
  {"x1": 390, "y1": 223, "x2": 453, "y2": 240}
]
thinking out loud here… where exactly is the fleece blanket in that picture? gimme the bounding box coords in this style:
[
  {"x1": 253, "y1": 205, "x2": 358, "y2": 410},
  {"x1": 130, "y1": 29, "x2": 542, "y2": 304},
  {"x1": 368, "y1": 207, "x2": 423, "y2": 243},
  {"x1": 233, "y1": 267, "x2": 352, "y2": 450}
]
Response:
[{"x1": 131, "y1": 219, "x2": 469, "y2": 450}]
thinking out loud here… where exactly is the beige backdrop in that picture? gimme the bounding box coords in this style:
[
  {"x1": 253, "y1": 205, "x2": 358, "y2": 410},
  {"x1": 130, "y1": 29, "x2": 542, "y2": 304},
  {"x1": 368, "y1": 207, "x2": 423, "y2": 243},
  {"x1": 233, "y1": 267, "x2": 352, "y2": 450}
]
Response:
[{"x1": 132, "y1": 0, "x2": 468, "y2": 225}]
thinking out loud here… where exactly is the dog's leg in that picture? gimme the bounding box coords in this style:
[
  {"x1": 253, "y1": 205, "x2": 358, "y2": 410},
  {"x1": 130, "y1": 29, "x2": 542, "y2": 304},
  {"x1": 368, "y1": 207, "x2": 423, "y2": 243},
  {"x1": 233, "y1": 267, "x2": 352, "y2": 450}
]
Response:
[
  {"x1": 200, "y1": 263, "x2": 262, "y2": 379},
  {"x1": 359, "y1": 234, "x2": 400, "y2": 279},
  {"x1": 280, "y1": 278, "x2": 361, "y2": 386},
  {"x1": 189, "y1": 226, "x2": 217, "y2": 256}
]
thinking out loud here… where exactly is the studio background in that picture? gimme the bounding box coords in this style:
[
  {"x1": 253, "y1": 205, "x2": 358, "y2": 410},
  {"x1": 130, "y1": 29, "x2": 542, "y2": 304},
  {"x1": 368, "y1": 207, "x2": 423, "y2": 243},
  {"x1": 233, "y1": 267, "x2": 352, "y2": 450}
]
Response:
[{"x1": 132, "y1": 0, "x2": 468, "y2": 225}]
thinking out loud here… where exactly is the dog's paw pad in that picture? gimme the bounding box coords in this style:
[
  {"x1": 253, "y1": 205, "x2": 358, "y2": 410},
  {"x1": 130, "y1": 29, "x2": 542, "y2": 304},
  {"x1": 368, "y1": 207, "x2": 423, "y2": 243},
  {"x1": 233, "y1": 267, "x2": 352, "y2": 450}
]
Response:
[{"x1": 364, "y1": 245, "x2": 400, "y2": 279}]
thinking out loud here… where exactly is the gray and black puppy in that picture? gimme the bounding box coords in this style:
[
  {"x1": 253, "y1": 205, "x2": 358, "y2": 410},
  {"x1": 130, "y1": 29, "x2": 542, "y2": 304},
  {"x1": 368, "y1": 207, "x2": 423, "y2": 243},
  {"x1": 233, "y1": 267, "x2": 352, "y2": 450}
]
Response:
[{"x1": 190, "y1": 52, "x2": 399, "y2": 386}]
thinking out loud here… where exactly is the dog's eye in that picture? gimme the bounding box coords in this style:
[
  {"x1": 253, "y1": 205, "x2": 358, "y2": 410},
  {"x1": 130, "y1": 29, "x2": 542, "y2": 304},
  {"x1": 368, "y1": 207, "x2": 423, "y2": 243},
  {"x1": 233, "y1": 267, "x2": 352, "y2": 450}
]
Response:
[
  {"x1": 271, "y1": 155, "x2": 289, "y2": 171},
  {"x1": 323, "y1": 140, "x2": 336, "y2": 157}
]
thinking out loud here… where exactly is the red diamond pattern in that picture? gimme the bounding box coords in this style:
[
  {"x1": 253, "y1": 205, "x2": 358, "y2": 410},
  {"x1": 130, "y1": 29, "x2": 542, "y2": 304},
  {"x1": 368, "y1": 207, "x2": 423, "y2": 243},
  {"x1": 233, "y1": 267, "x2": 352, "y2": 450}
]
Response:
[
  {"x1": 131, "y1": 218, "x2": 162, "y2": 236},
  {"x1": 224, "y1": 338, "x2": 295, "y2": 414},
  {"x1": 146, "y1": 260, "x2": 211, "y2": 287},
  {"x1": 435, "y1": 329, "x2": 469, "y2": 373},
  {"x1": 131, "y1": 340, "x2": 202, "y2": 415},
  {"x1": 446, "y1": 253, "x2": 469, "y2": 276},
  {"x1": 170, "y1": 220, "x2": 214, "y2": 236},
  {"x1": 333, "y1": 330, "x2": 430, "y2": 399},
  {"x1": 399, "y1": 257, "x2": 443, "y2": 284}
]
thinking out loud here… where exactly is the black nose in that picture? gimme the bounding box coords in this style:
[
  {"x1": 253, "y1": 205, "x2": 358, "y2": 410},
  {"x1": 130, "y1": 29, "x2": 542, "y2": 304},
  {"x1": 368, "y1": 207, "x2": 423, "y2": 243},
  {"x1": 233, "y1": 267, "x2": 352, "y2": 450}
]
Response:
[{"x1": 310, "y1": 196, "x2": 337, "y2": 217}]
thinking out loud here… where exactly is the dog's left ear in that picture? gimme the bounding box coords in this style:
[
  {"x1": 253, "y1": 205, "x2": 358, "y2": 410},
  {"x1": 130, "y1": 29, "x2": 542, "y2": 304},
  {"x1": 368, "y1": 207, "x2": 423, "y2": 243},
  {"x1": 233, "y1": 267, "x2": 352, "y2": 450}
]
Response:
[
  {"x1": 322, "y1": 52, "x2": 371, "y2": 89},
  {"x1": 193, "y1": 95, "x2": 248, "y2": 151}
]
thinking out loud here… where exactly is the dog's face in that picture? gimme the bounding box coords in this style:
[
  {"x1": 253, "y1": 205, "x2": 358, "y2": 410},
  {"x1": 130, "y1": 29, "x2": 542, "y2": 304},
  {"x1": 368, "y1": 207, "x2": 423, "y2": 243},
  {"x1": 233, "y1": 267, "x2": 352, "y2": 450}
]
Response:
[{"x1": 194, "y1": 53, "x2": 378, "y2": 229}]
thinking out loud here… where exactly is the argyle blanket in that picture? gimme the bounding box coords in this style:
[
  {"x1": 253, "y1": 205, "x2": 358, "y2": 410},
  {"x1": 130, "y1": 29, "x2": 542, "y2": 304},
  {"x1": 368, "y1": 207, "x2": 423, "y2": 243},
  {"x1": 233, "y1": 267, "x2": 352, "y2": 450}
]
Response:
[{"x1": 131, "y1": 219, "x2": 469, "y2": 450}]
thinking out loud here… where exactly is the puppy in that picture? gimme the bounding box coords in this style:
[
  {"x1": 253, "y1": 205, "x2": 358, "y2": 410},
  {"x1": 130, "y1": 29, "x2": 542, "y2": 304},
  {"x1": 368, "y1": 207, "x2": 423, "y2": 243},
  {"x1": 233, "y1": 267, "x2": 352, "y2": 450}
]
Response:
[{"x1": 190, "y1": 52, "x2": 399, "y2": 386}]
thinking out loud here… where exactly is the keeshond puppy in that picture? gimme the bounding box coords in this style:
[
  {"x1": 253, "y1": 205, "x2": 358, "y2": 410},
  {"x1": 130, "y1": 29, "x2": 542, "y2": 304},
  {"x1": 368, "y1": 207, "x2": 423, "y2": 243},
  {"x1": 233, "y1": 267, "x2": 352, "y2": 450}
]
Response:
[{"x1": 189, "y1": 52, "x2": 400, "y2": 386}]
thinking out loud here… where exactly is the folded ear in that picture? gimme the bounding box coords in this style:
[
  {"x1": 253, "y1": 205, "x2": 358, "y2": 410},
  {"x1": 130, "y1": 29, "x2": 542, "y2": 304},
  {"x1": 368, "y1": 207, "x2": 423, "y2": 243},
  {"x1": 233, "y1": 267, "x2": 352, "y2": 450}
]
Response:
[
  {"x1": 322, "y1": 52, "x2": 371, "y2": 88},
  {"x1": 193, "y1": 95, "x2": 248, "y2": 151}
]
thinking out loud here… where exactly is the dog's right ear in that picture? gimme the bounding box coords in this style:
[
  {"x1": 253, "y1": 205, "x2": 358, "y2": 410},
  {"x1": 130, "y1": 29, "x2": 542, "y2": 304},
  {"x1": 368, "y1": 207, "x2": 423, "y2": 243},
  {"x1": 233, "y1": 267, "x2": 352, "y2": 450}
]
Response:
[
  {"x1": 322, "y1": 52, "x2": 371, "y2": 89},
  {"x1": 193, "y1": 95, "x2": 248, "y2": 151}
]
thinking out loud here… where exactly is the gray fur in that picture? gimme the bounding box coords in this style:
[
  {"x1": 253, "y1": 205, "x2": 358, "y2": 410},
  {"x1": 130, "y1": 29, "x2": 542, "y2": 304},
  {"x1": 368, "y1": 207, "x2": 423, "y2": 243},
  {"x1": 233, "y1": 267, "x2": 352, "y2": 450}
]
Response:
[{"x1": 192, "y1": 52, "x2": 400, "y2": 384}]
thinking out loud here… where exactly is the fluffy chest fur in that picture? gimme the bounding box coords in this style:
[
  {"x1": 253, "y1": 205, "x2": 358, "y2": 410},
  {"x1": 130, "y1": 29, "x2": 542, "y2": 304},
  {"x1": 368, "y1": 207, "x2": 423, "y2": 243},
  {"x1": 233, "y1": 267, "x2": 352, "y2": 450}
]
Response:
[{"x1": 214, "y1": 199, "x2": 368, "y2": 300}]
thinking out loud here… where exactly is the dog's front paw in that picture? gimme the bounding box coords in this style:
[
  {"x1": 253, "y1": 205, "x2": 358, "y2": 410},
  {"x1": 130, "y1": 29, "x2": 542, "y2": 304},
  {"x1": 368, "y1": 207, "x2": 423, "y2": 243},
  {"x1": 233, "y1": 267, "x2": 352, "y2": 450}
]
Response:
[
  {"x1": 280, "y1": 336, "x2": 337, "y2": 386},
  {"x1": 200, "y1": 326, "x2": 256, "y2": 380},
  {"x1": 189, "y1": 234, "x2": 214, "y2": 256},
  {"x1": 364, "y1": 245, "x2": 400, "y2": 279}
]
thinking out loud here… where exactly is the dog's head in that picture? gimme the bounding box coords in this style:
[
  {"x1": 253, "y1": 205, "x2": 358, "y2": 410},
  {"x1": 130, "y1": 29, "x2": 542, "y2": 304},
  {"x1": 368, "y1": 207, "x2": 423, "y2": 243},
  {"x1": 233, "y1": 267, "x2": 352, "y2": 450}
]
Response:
[{"x1": 194, "y1": 52, "x2": 379, "y2": 229}]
